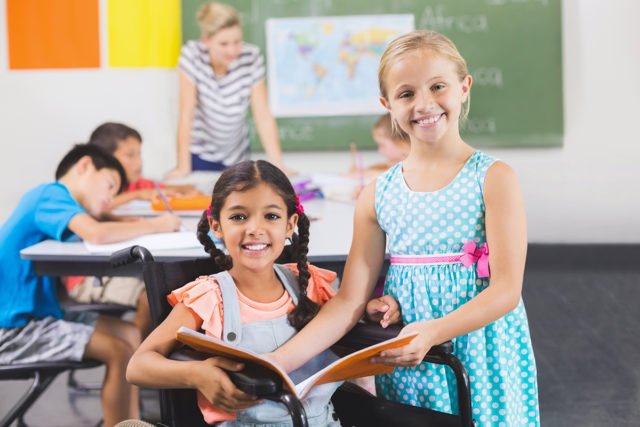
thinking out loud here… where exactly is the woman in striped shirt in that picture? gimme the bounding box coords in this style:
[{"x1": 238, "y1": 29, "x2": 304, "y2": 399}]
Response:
[{"x1": 166, "y1": 2, "x2": 291, "y2": 178}]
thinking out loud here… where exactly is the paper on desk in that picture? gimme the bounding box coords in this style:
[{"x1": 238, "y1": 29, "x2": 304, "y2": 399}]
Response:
[
  {"x1": 309, "y1": 174, "x2": 360, "y2": 203},
  {"x1": 112, "y1": 200, "x2": 204, "y2": 217},
  {"x1": 83, "y1": 231, "x2": 200, "y2": 253},
  {"x1": 316, "y1": 174, "x2": 359, "y2": 187}
]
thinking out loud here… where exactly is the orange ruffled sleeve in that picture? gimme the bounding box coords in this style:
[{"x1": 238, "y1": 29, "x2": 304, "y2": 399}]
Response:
[
  {"x1": 167, "y1": 275, "x2": 224, "y2": 339},
  {"x1": 283, "y1": 263, "x2": 337, "y2": 305},
  {"x1": 168, "y1": 277, "x2": 234, "y2": 423}
]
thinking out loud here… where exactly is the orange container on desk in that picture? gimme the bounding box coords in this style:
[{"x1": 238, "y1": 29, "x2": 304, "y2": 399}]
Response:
[{"x1": 151, "y1": 194, "x2": 211, "y2": 211}]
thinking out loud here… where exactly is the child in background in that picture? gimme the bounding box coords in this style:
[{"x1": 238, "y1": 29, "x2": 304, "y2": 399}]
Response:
[
  {"x1": 0, "y1": 144, "x2": 181, "y2": 427},
  {"x1": 270, "y1": 30, "x2": 539, "y2": 426},
  {"x1": 346, "y1": 113, "x2": 410, "y2": 183},
  {"x1": 126, "y1": 160, "x2": 341, "y2": 426},
  {"x1": 89, "y1": 122, "x2": 197, "y2": 209},
  {"x1": 65, "y1": 122, "x2": 198, "y2": 338}
]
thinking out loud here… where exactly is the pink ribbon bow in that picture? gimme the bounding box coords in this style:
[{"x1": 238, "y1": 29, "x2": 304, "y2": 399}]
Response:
[
  {"x1": 460, "y1": 241, "x2": 490, "y2": 278},
  {"x1": 295, "y1": 195, "x2": 304, "y2": 215}
]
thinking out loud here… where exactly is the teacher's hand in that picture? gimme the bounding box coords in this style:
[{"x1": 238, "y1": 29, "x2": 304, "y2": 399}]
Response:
[{"x1": 165, "y1": 167, "x2": 191, "y2": 180}]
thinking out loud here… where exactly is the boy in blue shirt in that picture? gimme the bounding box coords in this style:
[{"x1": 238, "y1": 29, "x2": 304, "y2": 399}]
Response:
[{"x1": 0, "y1": 144, "x2": 181, "y2": 426}]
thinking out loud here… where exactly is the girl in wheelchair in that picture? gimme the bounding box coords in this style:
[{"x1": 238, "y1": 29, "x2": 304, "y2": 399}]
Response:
[{"x1": 126, "y1": 160, "x2": 342, "y2": 426}]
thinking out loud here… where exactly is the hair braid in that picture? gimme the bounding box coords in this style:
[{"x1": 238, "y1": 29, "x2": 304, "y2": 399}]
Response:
[
  {"x1": 196, "y1": 210, "x2": 232, "y2": 270},
  {"x1": 287, "y1": 212, "x2": 320, "y2": 330}
]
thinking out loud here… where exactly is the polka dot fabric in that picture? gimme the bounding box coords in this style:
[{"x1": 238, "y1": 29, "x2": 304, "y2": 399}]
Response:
[{"x1": 374, "y1": 151, "x2": 539, "y2": 426}]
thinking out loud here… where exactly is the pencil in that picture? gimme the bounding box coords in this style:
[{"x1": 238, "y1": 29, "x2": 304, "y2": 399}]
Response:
[{"x1": 154, "y1": 182, "x2": 174, "y2": 214}]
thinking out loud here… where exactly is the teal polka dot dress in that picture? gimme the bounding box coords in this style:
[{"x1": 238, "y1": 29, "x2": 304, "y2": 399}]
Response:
[{"x1": 374, "y1": 151, "x2": 539, "y2": 426}]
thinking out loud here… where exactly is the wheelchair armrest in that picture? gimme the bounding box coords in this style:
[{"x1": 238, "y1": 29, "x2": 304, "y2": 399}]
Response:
[
  {"x1": 168, "y1": 348, "x2": 282, "y2": 396},
  {"x1": 336, "y1": 321, "x2": 453, "y2": 357}
]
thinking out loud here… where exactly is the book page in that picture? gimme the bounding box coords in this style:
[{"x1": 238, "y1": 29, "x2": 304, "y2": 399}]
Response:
[
  {"x1": 294, "y1": 332, "x2": 418, "y2": 398},
  {"x1": 84, "y1": 231, "x2": 200, "y2": 253}
]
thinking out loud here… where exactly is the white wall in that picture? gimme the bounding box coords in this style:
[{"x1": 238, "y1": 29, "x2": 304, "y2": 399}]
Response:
[{"x1": 0, "y1": 1, "x2": 638, "y2": 243}]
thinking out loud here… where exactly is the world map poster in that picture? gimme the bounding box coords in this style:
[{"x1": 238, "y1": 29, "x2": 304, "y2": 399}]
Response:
[{"x1": 266, "y1": 15, "x2": 414, "y2": 117}]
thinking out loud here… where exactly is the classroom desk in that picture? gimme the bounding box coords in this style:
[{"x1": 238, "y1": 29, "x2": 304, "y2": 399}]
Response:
[{"x1": 21, "y1": 198, "x2": 355, "y2": 277}]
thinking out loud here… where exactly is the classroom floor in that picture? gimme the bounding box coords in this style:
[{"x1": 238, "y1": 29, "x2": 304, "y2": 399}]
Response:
[
  {"x1": 0, "y1": 367, "x2": 161, "y2": 427},
  {"x1": 1, "y1": 245, "x2": 639, "y2": 426}
]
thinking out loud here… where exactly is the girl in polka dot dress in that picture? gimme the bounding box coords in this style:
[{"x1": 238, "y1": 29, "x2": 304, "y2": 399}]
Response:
[{"x1": 271, "y1": 30, "x2": 539, "y2": 426}]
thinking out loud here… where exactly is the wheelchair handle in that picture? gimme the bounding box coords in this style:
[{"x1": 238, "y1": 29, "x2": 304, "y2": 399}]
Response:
[{"x1": 109, "y1": 245, "x2": 155, "y2": 268}]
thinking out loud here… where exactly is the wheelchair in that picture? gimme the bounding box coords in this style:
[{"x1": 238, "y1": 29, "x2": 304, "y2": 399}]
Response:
[{"x1": 110, "y1": 245, "x2": 475, "y2": 427}]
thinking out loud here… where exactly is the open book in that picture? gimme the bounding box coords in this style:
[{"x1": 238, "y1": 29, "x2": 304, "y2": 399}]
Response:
[{"x1": 176, "y1": 326, "x2": 417, "y2": 399}]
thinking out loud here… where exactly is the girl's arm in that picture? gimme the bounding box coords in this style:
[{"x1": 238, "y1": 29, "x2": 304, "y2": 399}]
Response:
[
  {"x1": 110, "y1": 189, "x2": 156, "y2": 208},
  {"x1": 127, "y1": 302, "x2": 258, "y2": 412},
  {"x1": 166, "y1": 71, "x2": 197, "y2": 180},
  {"x1": 164, "y1": 183, "x2": 199, "y2": 196},
  {"x1": 271, "y1": 181, "x2": 387, "y2": 372},
  {"x1": 249, "y1": 81, "x2": 292, "y2": 174},
  {"x1": 376, "y1": 161, "x2": 527, "y2": 366},
  {"x1": 67, "y1": 213, "x2": 181, "y2": 244}
]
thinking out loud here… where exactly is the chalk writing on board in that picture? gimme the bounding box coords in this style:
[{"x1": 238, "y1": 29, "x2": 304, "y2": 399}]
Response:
[
  {"x1": 470, "y1": 67, "x2": 504, "y2": 87},
  {"x1": 486, "y1": 0, "x2": 549, "y2": 7},
  {"x1": 419, "y1": 6, "x2": 489, "y2": 33},
  {"x1": 278, "y1": 123, "x2": 315, "y2": 142},
  {"x1": 463, "y1": 118, "x2": 497, "y2": 134}
]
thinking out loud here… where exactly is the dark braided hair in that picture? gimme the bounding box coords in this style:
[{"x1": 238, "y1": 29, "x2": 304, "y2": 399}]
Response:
[{"x1": 196, "y1": 160, "x2": 319, "y2": 331}]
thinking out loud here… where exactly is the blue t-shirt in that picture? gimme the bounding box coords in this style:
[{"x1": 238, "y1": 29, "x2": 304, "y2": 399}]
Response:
[{"x1": 0, "y1": 182, "x2": 85, "y2": 328}]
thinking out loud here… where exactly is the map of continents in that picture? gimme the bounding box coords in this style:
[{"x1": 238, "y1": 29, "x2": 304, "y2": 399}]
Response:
[{"x1": 266, "y1": 15, "x2": 414, "y2": 116}]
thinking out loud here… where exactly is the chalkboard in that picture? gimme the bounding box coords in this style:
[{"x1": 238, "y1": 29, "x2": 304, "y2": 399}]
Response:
[{"x1": 181, "y1": 0, "x2": 563, "y2": 150}]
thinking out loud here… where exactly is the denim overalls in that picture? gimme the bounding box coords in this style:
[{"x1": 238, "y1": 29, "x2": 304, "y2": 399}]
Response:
[{"x1": 215, "y1": 265, "x2": 341, "y2": 427}]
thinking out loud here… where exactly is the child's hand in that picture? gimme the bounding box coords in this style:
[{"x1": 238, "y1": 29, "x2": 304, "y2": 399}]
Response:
[
  {"x1": 161, "y1": 187, "x2": 181, "y2": 198},
  {"x1": 134, "y1": 188, "x2": 157, "y2": 201},
  {"x1": 371, "y1": 321, "x2": 438, "y2": 367},
  {"x1": 150, "y1": 213, "x2": 182, "y2": 232},
  {"x1": 344, "y1": 165, "x2": 360, "y2": 179},
  {"x1": 170, "y1": 187, "x2": 200, "y2": 197},
  {"x1": 165, "y1": 167, "x2": 190, "y2": 180},
  {"x1": 194, "y1": 357, "x2": 259, "y2": 412},
  {"x1": 365, "y1": 295, "x2": 401, "y2": 328}
]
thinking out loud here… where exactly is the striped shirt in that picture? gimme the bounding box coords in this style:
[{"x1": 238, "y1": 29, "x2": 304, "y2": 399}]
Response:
[{"x1": 179, "y1": 41, "x2": 265, "y2": 166}]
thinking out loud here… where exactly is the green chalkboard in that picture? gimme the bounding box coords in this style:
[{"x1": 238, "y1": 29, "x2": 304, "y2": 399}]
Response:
[{"x1": 181, "y1": 0, "x2": 563, "y2": 150}]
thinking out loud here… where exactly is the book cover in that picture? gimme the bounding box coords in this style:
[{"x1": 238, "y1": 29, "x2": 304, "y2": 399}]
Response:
[
  {"x1": 176, "y1": 326, "x2": 417, "y2": 398},
  {"x1": 151, "y1": 194, "x2": 211, "y2": 211}
]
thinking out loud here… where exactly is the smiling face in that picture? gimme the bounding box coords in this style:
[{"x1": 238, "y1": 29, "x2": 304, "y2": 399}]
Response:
[
  {"x1": 203, "y1": 25, "x2": 243, "y2": 70},
  {"x1": 210, "y1": 182, "x2": 297, "y2": 274},
  {"x1": 380, "y1": 49, "x2": 471, "y2": 146},
  {"x1": 113, "y1": 136, "x2": 142, "y2": 183}
]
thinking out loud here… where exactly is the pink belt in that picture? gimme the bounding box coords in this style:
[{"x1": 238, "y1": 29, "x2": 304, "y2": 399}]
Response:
[{"x1": 389, "y1": 241, "x2": 490, "y2": 278}]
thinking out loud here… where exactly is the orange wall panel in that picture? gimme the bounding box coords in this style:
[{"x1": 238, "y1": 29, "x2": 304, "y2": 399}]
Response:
[{"x1": 7, "y1": 0, "x2": 100, "y2": 69}]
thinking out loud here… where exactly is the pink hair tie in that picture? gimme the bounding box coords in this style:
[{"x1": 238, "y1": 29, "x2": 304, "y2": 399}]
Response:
[
  {"x1": 295, "y1": 195, "x2": 304, "y2": 215},
  {"x1": 206, "y1": 205, "x2": 212, "y2": 218}
]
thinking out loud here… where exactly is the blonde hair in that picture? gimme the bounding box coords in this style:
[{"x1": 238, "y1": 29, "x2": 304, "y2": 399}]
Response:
[
  {"x1": 196, "y1": 2, "x2": 240, "y2": 38},
  {"x1": 378, "y1": 30, "x2": 471, "y2": 140}
]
